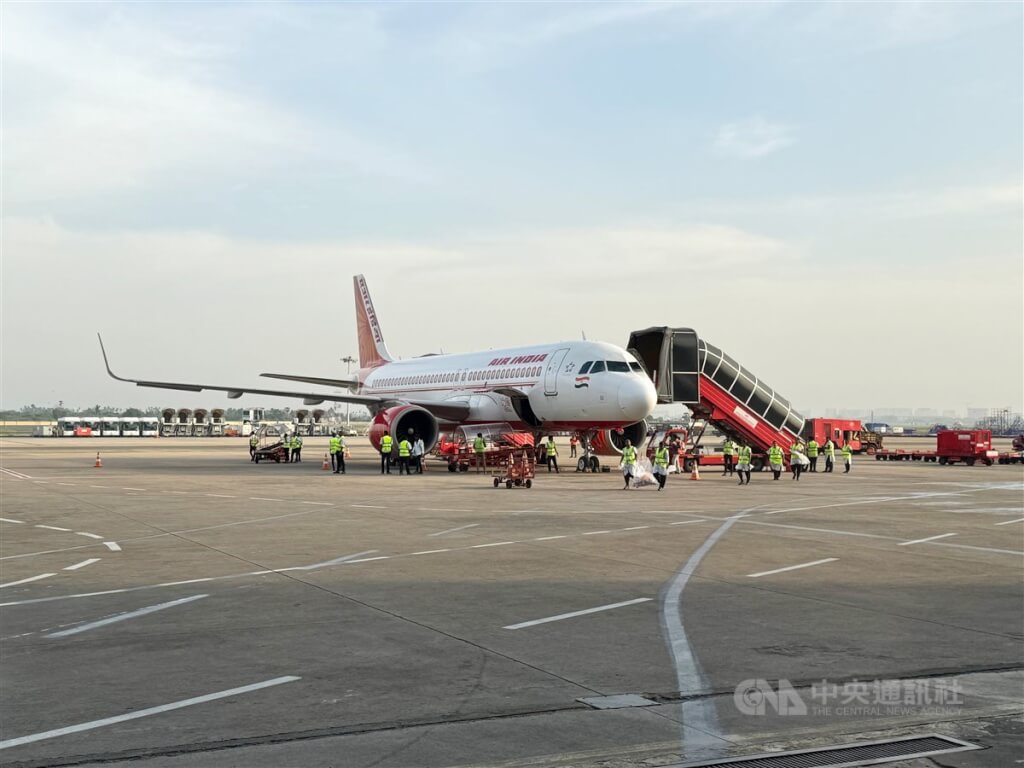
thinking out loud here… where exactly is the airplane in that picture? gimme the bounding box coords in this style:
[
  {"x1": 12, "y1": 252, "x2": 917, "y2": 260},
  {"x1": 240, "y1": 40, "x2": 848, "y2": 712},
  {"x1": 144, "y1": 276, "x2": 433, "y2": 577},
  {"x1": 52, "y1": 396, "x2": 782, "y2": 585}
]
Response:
[{"x1": 99, "y1": 275, "x2": 657, "y2": 470}]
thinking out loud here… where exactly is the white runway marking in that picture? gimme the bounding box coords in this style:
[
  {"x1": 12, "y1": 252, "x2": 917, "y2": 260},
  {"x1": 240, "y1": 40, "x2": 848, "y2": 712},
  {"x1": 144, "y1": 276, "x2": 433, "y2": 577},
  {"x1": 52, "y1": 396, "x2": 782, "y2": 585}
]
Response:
[
  {"x1": 89, "y1": 485, "x2": 109, "y2": 489},
  {"x1": 301, "y1": 501, "x2": 332, "y2": 506},
  {"x1": 35, "y1": 525, "x2": 72, "y2": 532},
  {"x1": 57, "y1": 483, "x2": 76, "y2": 486},
  {"x1": 583, "y1": 530, "x2": 610, "y2": 535},
  {"x1": 505, "y1": 597, "x2": 652, "y2": 630},
  {"x1": 156, "y1": 578, "x2": 214, "y2": 587},
  {"x1": 122, "y1": 487, "x2": 147, "y2": 491},
  {"x1": 747, "y1": 558, "x2": 839, "y2": 578},
  {"x1": 46, "y1": 594, "x2": 208, "y2": 638},
  {"x1": 419, "y1": 507, "x2": 469, "y2": 512},
  {"x1": 351, "y1": 504, "x2": 387, "y2": 509},
  {"x1": 249, "y1": 497, "x2": 283, "y2": 502},
  {"x1": 471, "y1": 541, "x2": 515, "y2": 548},
  {"x1": 670, "y1": 520, "x2": 703, "y2": 525},
  {"x1": 995, "y1": 518, "x2": 1024, "y2": 526},
  {"x1": 430, "y1": 523, "x2": 479, "y2": 537},
  {"x1": 279, "y1": 551, "x2": 378, "y2": 572},
  {"x1": 411, "y1": 549, "x2": 450, "y2": 555},
  {"x1": 0, "y1": 467, "x2": 31, "y2": 480},
  {"x1": 0, "y1": 573, "x2": 56, "y2": 588},
  {"x1": 534, "y1": 535, "x2": 567, "y2": 540},
  {"x1": 898, "y1": 533, "x2": 958, "y2": 546},
  {"x1": 205, "y1": 494, "x2": 236, "y2": 498},
  {"x1": 76, "y1": 532, "x2": 104, "y2": 540},
  {"x1": 0, "y1": 675, "x2": 300, "y2": 750},
  {"x1": 345, "y1": 556, "x2": 390, "y2": 563},
  {"x1": 104, "y1": 541, "x2": 122, "y2": 551},
  {"x1": 64, "y1": 558, "x2": 101, "y2": 571},
  {"x1": 622, "y1": 526, "x2": 650, "y2": 531},
  {"x1": 0, "y1": 518, "x2": 24, "y2": 524}
]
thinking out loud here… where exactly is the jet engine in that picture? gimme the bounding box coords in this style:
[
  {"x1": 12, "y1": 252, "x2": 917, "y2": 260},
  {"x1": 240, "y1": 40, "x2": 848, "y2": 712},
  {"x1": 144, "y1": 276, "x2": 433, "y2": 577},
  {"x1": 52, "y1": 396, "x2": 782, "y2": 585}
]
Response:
[
  {"x1": 589, "y1": 420, "x2": 649, "y2": 456},
  {"x1": 368, "y1": 405, "x2": 439, "y2": 453}
]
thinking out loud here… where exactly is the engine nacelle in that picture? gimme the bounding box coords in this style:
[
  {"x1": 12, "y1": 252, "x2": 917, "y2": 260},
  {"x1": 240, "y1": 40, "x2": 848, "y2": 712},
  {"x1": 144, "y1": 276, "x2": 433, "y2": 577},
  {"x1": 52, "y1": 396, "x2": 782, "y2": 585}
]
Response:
[
  {"x1": 368, "y1": 405, "x2": 439, "y2": 453},
  {"x1": 589, "y1": 420, "x2": 649, "y2": 456}
]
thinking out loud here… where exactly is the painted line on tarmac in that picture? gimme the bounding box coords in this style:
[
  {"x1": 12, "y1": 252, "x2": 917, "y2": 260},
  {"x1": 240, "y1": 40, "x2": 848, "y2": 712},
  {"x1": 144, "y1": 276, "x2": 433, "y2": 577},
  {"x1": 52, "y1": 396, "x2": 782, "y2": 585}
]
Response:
[
  {"x1": 0, "y1": 573, "x2": 56, "y2": 588},
  {"x1": 471, "y1": 541, "x2": 515, "y2": 548},
  {"x1": 35, "y1": 525, "x2": 72, "y2": 532},
  {"x1": 46, "y1": 594, "x2": 208, "y2": 638},
  {"x1": 898, "y1": 533, "x2": 957, "y2": 546},
  {"x1": 249, "y1": 497, "x2": 283, "y2": 502},
  {"x1": 419, "y1": 507, "x2": 470, "y2": 512},
  {"x1": 995, "y1": 518, "x2": 1024, "y2": 526},
  {"x1": 622, "y1": 525, "x2": 650, "y2": 531},
  {"x1": 670, "y1": 520, "x2": 704, "y2": 526},
  {"x1": 63, "y1": 558, "x2": 101, "y2": 571},
  {"x1": 352, "y1": 504, "x2": 387, "y2": 509},
  {"x1": 505, "y1": 598, "x2": 652, "y2": 630},
  {"x1": 123, "y1": 487, "x2": 147, "y2": 491},
  {"x1": 346, "y1": 556, "x2": 390, "y2": 563},
  {"x1": 583, "y1": 530, "x2": 611, "y2": 535},
  {"x1": 534, "y1": 535, "x2": 566, "y2": 541},
  {"x1": 76, "y1": 532, "x2": 104, "y2": 540},
  {"x1": 0, "y1": 467, "x2": 32, "y2": 480},
  {"x1": 301, "y1": 501, "x2": 333, "y2": 506},
  {"x1": 0, "y1": 676, "x2": 301, "y2": 750},
  {"x1": 747, "y1": 558, "x2": 838, "y2": 578},
  {"x1": 104, "y1": 541, "x2": 122, "y2": 551},
  {"x1": 0, "y1": 517, "x2": 25, "y2": 524},
  {"x1": 205, "y1": 493, "x2": 236, "y2": 498},
  {"x1": 411, "y1": 549, "x2": 450, "y2": 555},
  {"x1": 430, "y1": 523, "x2": 479, "y2": 537}
]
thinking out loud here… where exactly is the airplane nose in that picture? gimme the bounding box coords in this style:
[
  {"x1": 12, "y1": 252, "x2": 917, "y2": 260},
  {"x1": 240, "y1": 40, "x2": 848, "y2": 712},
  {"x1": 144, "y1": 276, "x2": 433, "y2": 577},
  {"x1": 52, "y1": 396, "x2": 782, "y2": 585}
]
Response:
[{"x1": 617, "y1": 376, "x2": 657, "y2": 421}]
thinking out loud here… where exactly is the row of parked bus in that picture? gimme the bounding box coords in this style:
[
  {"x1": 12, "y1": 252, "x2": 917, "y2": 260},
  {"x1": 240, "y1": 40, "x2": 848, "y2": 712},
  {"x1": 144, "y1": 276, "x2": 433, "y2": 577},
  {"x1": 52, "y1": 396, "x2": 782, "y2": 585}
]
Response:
[{"x1": 58, "y1": 417, "x2": 160, "y2": 437}]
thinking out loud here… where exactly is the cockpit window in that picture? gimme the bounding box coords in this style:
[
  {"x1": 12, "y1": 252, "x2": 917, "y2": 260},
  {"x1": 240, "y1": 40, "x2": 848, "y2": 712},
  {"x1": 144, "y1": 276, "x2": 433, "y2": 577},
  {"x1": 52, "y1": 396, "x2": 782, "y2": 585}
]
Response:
[
  {"x1": 606, "y1": 361, "x2": 630, "y2": 373},
  {"x1": 578, "y1": 361, "x2": 592, "y2": 374},
  {"x1": 590, "y1": 361, "x2": 606, "y2": 373},
  {"x1": 629, "y1": 362, "x2": 643, "y2": 373}
]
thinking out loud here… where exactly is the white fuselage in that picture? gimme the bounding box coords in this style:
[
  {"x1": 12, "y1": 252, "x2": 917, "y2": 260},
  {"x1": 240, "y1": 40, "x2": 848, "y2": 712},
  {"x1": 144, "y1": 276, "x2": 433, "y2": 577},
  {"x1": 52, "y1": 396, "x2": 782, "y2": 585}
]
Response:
[{"x1": 359, "y1": 340, "x2": 656, "y2": 430}]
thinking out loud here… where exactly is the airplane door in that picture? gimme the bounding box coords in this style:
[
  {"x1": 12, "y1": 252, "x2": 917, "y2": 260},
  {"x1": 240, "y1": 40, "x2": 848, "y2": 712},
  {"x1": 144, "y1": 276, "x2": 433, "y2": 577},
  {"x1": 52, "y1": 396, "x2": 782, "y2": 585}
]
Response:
[{"x1": 544, "y1": 348, "x2": 570, "y2": 396}]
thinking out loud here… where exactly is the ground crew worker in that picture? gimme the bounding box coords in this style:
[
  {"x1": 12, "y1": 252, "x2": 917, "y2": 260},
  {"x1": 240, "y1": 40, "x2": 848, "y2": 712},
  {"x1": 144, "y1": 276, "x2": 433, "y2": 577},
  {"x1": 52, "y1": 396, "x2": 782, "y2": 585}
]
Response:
[
  {"x1": 824, "y1": 438, "x2": 836, "y2": 473},
  {"x1": 281, "y1": 433, "x2": 291, "y2": 463},
  {"x1": 292, "y1": 434, "x2": 303, "y2": 463},
  {"x1": 653, "y1": 440, "x2": 670, "y2": 491},
  {"x1": 329, "y1": 433, "x2": 343, "y2": 474},
  {"x1": 473, "y1": 433, "x2": 487, "y2": 473},
  {"x1": 790, "y1": 441, "x2": 805, "y2": 481},
  {"x1": 736, "y1": 443, "x2": 753, "y2": 485},
  {"x1": 569, "y1": 434, "x2": 579, "y2": 458},
  {"x1": 380, "y1": 434, "x2": 394, "y2": 474},
  {"x1": 412, "y1": 434, "x2": 425, "y2": 474},
  {"x1": 249, "y1": 433, "x2": 259, "y2": 462},
  {"x1": 397, "y1": 436, "x2": 412, "y2": 475},
  {"x1": 722, "y1": 438, "x2": 736, "y2": 476},
  {"x1": 621, "y1": 439, "x2": 638, "y2": 490},
  {"x1": 807, "y1": 438, "x2": 819, "y2": 472},
  {"x1": 841, "y1": 441, "x2": 853, "y2": 473},
  {"x1": 767, "y1": 441, "x2": 784, "y2": 480},
  {"x1": 546, "y1": 436, "x2": 559, "y2": 473}
]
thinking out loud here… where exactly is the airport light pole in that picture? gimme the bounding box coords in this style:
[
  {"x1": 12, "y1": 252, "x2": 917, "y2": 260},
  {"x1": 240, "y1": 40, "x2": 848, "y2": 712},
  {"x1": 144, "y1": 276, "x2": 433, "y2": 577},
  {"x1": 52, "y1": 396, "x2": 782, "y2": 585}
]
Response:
[{"x1": 341, "y1": 355, "x2": 356, "y2": 427}]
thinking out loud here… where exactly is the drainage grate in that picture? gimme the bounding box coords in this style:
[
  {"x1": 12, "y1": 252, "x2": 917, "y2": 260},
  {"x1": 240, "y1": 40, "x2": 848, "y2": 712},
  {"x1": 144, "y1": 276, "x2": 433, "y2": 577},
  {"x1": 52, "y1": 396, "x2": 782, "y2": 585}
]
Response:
[{"x1": 673, "y1": 733, "x2": 980, "y2": 768}]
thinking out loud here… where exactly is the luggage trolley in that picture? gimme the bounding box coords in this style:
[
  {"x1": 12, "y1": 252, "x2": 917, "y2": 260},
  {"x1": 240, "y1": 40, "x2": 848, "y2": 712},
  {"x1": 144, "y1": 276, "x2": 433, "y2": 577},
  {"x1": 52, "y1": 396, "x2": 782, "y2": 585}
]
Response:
[{"x1": 492, "y1": 447, "x2": 536, "y2": 489}]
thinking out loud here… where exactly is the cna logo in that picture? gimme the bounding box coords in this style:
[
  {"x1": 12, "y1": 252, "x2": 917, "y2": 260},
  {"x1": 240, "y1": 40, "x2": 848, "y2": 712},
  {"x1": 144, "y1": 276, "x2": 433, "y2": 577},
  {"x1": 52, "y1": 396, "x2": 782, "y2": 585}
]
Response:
[
  {"x1": 734, "y1": 679, "x2": 807, "y2": 716},
  {"x1": 574, "y1": 376, "x2": 590, "y2": 389}
]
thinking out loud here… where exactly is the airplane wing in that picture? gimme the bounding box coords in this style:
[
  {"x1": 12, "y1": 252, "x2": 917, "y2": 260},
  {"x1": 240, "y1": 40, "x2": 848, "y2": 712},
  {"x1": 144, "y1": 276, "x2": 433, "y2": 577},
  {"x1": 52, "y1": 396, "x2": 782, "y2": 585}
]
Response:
[
  {"x1": 260, "y1": 373, "x2": 359, "y2": 389},
  {"x1": 98, "y1": 335, "x2": 469, "y2": 420}
]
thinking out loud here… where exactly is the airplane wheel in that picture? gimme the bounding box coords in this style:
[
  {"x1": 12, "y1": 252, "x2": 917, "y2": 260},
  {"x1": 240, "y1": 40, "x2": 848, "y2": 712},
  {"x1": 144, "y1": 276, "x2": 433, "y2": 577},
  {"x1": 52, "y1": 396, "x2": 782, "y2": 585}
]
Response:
[
  {"x1": 577, "y1": 458, "x2": 588, "y2": 472},
  {"x1": 493, "y1": 478, "x2": 499, "y2": 487},
  {"x1": 588, "y1": 456, "x2": 600, "y2": 472},
  {"x1": 526, "y1": 479, "x2": 532, "y2": 488}
]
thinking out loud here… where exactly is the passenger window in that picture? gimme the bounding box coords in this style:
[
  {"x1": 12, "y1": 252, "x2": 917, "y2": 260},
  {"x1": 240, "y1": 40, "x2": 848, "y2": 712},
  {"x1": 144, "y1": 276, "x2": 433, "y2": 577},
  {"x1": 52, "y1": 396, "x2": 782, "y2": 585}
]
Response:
[
  {"x1": 578, "y1": 361, "x2": 592, "y2": 374},
  {"x1": 590, "y1": 361, "x2": 606, "y2": 373}
]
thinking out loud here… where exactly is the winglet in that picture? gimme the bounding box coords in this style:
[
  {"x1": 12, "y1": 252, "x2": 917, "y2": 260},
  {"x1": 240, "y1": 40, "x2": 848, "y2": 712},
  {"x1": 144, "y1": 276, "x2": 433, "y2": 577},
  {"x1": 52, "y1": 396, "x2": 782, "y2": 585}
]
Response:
[
  {"x1": 97, "y1": 333, "x2": 132, "y2": 382},
  {"x1": 353, "y1": 275, "x2": 393, "y2": 369}
]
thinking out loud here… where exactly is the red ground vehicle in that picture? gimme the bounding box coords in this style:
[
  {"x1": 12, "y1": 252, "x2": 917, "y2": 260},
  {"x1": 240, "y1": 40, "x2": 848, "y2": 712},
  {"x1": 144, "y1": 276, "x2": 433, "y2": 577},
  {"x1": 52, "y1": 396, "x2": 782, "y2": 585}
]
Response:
[
  {"x1": 436, "y1": 430, "x2": 534, "y2": 472},
  {"x1": 491, "y1": 448, "x2": 536, "y2": 489},
  {"x1": 875, "y1": 429, "x2": 999, "y2": 466},
  {"x1": 801, "y1": 418, "x2": 883, "y2": 455}
]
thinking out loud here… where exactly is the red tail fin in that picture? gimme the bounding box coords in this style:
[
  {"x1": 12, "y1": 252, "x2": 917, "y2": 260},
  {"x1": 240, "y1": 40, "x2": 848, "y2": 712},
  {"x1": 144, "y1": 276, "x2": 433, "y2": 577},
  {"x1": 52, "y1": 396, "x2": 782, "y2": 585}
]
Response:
[{"x1": 354, "y1": 275, "x2": 392, "y2": 369}]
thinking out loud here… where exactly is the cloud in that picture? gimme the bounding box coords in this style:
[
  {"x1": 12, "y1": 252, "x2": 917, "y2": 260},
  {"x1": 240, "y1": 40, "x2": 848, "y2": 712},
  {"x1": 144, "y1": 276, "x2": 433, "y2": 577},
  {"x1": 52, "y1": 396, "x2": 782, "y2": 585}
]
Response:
[
  {"x1": 714, "y1": 117, "x2": 796, "y2": 158},
  {"x1": 1, "y1": 4, "x2": 427, "y2": 205}
]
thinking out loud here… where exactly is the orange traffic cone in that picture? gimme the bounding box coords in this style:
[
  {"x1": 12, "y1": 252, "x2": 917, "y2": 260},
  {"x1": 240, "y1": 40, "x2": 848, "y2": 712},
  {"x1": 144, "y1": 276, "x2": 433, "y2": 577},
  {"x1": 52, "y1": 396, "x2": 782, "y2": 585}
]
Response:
[
  {"x1": 94, "y1": 452, "x2": 103, "y2": 468},
  {"x1": 322, "y1": 453, "x2": 330, "y2": 470},
  {"x1": 690, "y1": 463, "x2": 700, "y2": 480}
]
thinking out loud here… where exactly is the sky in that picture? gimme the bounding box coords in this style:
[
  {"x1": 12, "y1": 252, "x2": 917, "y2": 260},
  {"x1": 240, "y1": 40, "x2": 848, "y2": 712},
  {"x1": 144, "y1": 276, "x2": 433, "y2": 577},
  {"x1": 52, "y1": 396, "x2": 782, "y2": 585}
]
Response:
[{"x1": 2, "y1": 1, "x2": 1022, "y2": 417}]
